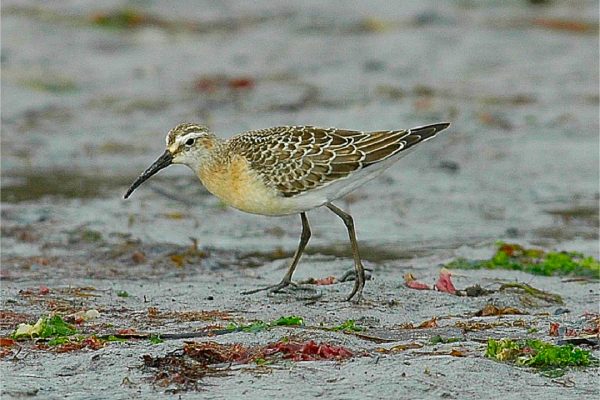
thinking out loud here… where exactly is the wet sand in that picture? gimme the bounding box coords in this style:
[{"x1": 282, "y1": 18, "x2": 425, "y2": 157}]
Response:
[{"x1": 1, "y1": 1, "x2": 598, "y2": 398}]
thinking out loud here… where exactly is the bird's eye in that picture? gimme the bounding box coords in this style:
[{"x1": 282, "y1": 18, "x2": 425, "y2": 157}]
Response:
[{"x1": 185, "y1": 138, "x2": 195, "y2": 147}]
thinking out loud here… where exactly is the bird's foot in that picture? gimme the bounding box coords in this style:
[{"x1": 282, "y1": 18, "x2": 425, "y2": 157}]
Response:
[
  {"x1": 345, "y1": 282, "x2": 365, "y2": 304},
  {"x1": 342, "y1": 268, "x2": 371, "y2": 303},
  {"x1": 241, "y1": 280, "x2": 322, "y2": 301},
  {"x1": 339, "y1": 268, "x2": 373, "y2": 283},
  {"x1": 240, "y1": 279, "x2": 295, "y2": 295}
]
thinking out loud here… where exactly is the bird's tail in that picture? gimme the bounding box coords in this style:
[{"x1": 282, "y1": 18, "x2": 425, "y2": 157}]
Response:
[
  {"x1": 359, "y1": 122, "x2": 451, "y2": 167},
  {"x1": 405, "y1": 122, "x2": 451, "y2": 145}
]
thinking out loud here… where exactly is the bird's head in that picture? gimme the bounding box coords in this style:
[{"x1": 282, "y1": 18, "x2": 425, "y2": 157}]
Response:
[{"x1": 124, "y1": 123, "x2": 218, "y2": 199}]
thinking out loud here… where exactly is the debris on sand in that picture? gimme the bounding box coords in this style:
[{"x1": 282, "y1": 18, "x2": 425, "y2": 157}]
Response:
[
  {"x1": 486, "y1": 338, "x2": 598, "y2": 377},
  {"x1": 403, "y1": 269, "x2": 458, "y2": 293},
  {"x1": 376, "y1": 342, "x2": 424, "y2": 353},
  {"x1": 226, "y1": 315, "x2": 304, "y2": 333},
  {"x1": 457, "y1": 284, "x2": 494, "y2": 297},
  {"x1": 142, "y1": 339, "x2": 354, "y2": 392},
  {"x1": 329, "y1": 319, "x2": 365, "y2": 333},
  {"x1": 0, "y1": 338, "x2": 16, "y2": 347},
  {"x1": 403, "y1": 266, "x2": 565, "y2": 308},
  {"x1": 301, "y1": 276, "x2": 336, "y2": 285},
  {"x1": 403, "y1": 273, "x2": 431, "y2": 290},
  {"x1": 474, "y1": 304, "x2": 525, "y2": 317},
  {"x1": 66, "y1": 309, "x2": 100, "y2": 324},
  {"x1": 12, "y1": 314, "x2": 77, "y2": 340},
  {"x1": 434, "y1": 268, "x2": 456, "y2": 294},
  {"x1": 264, "y1": 339, "x2": 353, "y2": 361},
  {"x1": 184, "y1": 341, "x2": 257, "y2": 364},
  {"x1": 142, "y1": 351, "x2": 218, "y2": 393},
  {"x1": 48, "y1": 336, "x2": 105, "y2": 352},
  {"x1": 147, "y1": 307, "x2": 232, "y2": 322},
  {"x1": 548, "y1": 315, "x2": 600, "y2": 347},
  {"x1": 0, "y1": 310, "x2": 33, "y2": 329},
  {"x1": 498, "y1": 282, "x2": 563, "y2": 305},
  {"x1": 446, "y1": 242, "x2": 599, "y2": 278},
  {"x1": 398, "y1": 317, "x2": 438, "y2": 330}
]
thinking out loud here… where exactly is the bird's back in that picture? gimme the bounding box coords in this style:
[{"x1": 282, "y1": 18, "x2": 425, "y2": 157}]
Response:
[{"x1": 227, "y1": 123, "x2": 450, "y2": 201}]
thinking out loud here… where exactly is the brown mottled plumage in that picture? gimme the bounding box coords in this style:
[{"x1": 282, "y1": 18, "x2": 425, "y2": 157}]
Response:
[
  {"x1": 227, "y1": 125, "x2": 446, "y2": 197},
  {"x1": 125, "y1": 121, "x2": 451, "y2": 302}
]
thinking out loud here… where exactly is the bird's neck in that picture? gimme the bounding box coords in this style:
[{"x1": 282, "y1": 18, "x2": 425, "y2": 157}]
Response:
[{"x1": 194, "y1": 138, "x2": 229, "y2": 175}]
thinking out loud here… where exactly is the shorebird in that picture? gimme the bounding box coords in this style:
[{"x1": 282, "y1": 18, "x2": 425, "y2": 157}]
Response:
[{"x1": 124, "y1": 122, "x2": 450, "y2": 301}]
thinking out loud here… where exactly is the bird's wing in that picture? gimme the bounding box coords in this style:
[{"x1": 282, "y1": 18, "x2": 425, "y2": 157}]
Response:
[{"x1": 228, "y1": 123, "x2": 449, "y2": 197}]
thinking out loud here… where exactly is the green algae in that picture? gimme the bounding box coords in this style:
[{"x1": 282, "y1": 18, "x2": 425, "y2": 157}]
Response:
[
  {"x1": 105, "y1": 335, "x2": 127, "y2": 343},
  {"x1": 12, "y1": 315, "x2": 78, "y2": 340},
  {"x1": 149, "y1": 335, "x2": 164, "y2": 344},
  {"x1": 447, "y1": 242, "x2": 599, "y2": 278},
  {"x1": 226, "y1": 315, "x2": 304, "y2": 333},
  {"x1": 330, "y1": 320, "x2": 365, "y2": 332},
  {"x1": 271, "y1": 316, "x2": 304, "y2": 327},
  {"x1": 486, "y1": 338, "x2": 598, "y2": 376},
  {"x1": 47, "y1": 336, "x2": 73, "y2": 346},
  {"x1": 91, "y1": 8, "x2": 148, "y2": 30}
]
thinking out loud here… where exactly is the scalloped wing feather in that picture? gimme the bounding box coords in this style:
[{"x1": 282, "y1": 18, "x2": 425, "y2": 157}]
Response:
[{"x1": 227, "y1": 123, "x2": 449, "y2": 197}]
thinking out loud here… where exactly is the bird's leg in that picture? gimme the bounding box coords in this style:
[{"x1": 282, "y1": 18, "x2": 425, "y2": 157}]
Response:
[
  {"x1": 241, "y1": 212, "x2": 311, "y2": 295},
  {"x1": 326, "y1": 203, "x2": 366, "y2": 302}
]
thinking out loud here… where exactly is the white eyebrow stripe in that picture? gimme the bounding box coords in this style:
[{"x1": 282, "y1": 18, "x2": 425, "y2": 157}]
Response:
[{"x1": 177, "y1": 131, "x2": 204, "y2": 145}]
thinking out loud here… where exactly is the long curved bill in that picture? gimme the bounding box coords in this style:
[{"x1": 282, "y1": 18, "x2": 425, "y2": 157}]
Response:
[{"x1": 123, "y1": 150, "x2": 173, "y2": 199}]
